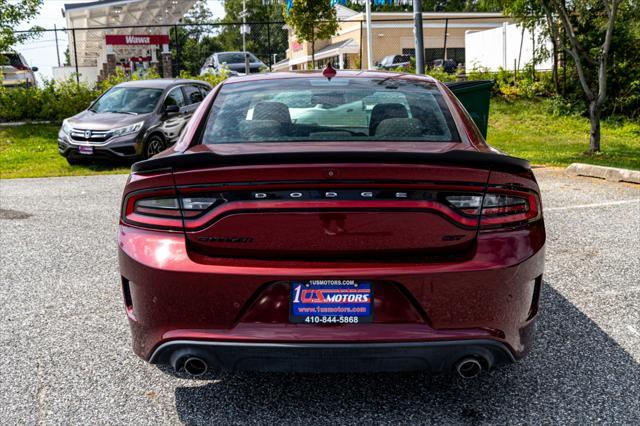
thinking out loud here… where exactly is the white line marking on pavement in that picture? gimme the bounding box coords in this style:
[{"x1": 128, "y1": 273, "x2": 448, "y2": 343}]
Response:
[{"x1": 546, "y1": 199, "x2": 640, "y2": 212}]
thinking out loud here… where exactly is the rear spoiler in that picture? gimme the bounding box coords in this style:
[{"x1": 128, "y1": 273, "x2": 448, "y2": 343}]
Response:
[{"x1": 132, "y1": 150, "x2": 530, "y2": 174}]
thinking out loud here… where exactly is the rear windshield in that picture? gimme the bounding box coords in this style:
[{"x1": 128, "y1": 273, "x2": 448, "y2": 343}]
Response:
[
  {"x1": 218, "y1": 53, "x2": 260, "y2": 64},
  {"x1": 0, "y1": 54, "x2": 23, "y2": 68},
  {"x1": 203, "y1": 77, "x2": 459, "y2": 144}
]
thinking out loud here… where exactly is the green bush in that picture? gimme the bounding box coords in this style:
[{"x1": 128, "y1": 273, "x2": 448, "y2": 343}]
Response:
[
  {"x1": 465, "y1": 66, "x2": 555, "y2": 101},
  {"x1": 98, "y1": 67, "x2": 161, "y2": 92},
  {"x1": 0, "y1": 77, "x2": 98, "y2": 122},
  {"x1": 178, "y1": 69, "x2": 227, "y2": 88},
  {"x1": 546, "y1": 94, "x2": 587, "y2": 117},
  {"x1": 40, "y1": 78, "x2": 98, "y2": 120},
  {"x1": 424, "y1": 67, "x2": 458, "y2": 82},
  {"x1": 0, "y1": 69, "x2": 227, "y2": 123}
]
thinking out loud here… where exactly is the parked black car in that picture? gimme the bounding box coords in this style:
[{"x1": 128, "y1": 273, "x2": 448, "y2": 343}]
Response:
[
  {"x1": 200, "y1": 51, "x2": 266, "y2": 76},
  {"x1": 431, "y1": 59, "x2": 458, "y2": 74},
  {"x1": 377, "y1": 55, "x2": 412, "y2": 70},
  {"x1": 58, "y1": 79, "x2": 211, "y2": 164}
]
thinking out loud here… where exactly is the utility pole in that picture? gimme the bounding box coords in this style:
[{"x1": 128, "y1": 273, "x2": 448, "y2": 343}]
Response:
[
  {"x1": 240, "y1": 0, "x2": 249, "y2": 74},
  {"x1": 413, "y1": 0, "x2": 424, "y2": 75},
  {"x1": 54, "y1": 24, "x2": 61, "y2": 67},
  {"x1": 241, "y1": 0, "x2": 247, "y2": 53},
  {"x1": 72, "y1": 28, "x2": 79, "y2": 84},
  {"x1": 443, "y1": 18, "x2": 448, "y2": 61},
  {"x1": 365, "y1": 0, "x2": 374, "y2": 69}
]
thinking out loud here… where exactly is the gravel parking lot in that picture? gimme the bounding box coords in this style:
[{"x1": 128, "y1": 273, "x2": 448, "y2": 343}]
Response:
[{"x1": 1, "y1": 168, "x2": 639, "y2": 425}]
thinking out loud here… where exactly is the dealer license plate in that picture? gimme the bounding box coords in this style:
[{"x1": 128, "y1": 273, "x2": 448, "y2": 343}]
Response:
[
  {"x1": 78, "y1": 145, "x2": 93, "y2": 155},
  {"x1": 290, "y1": 280, "x2": 373, "y2": 324}
]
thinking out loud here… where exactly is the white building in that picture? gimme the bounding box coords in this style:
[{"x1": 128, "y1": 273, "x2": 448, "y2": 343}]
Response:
[
  {"x1": 54, "y1": 0, "x2": 197, "y2": 85},
  {"x1": 465, "y1": 23, "x2": 553, "y2": 72}
]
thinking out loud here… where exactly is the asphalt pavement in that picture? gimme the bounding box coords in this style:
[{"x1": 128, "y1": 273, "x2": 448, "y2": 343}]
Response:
[{"x1": 1, "y1": 168, "x2": 639, "y2": 425}]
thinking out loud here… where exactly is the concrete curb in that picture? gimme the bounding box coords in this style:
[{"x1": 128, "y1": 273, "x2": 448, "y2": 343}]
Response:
[{"x1": 566, "y1": 163, "x2": 640, "y2": 184}]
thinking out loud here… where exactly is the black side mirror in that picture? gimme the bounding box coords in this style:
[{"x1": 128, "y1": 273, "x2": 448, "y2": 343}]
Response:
[
  {"x1": 31, "y1": 66, "x2": 39, "y2": 72},
  {"x1": 165, "y1": 104, "x2": 179, "y2": 115}
]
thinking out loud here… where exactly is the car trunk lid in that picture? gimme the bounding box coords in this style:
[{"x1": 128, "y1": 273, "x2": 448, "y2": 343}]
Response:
[{"x1": 171, "y1": 159, "x2": 492, "y2": 260}]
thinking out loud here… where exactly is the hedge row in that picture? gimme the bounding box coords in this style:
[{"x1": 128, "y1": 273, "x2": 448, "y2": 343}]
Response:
[{"x1": 0, "y1": 69, "x2": 228, "y2": 123}]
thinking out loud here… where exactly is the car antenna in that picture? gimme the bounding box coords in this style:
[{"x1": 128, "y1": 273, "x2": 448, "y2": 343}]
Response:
[{"x1": 322, "y1": 63, "x2": 337, "y2": 81}]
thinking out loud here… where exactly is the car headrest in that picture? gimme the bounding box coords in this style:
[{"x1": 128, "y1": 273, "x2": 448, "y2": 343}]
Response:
[
  {"x1": 239, "y1": 120, "x2": 283, "y2": 141},
  {"x1": 252, "y1": 101, "x2": 291, "y2": 124},
  {"x1": 369, "y1": 103, "x2": 408, "y2": 135},
  {"x1": 374, "y1": 118, "x2": 424, "y2": 138},
  {"x1": 411, "y1": 103, "x2": 445, "y2": 135}
]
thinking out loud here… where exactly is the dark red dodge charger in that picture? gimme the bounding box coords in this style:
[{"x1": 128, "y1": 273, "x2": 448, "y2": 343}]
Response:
[{"x1": 118, "y1": 70, "x2": 545, "y2": 379}]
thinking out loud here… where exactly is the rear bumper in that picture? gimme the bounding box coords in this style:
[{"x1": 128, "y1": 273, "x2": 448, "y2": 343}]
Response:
[
  {"x1": 150, "y1": 339, "x2": 516, "y2": 374},
  {"x1": 119, "y1": 220, "x2": 545, "y2": 367}
]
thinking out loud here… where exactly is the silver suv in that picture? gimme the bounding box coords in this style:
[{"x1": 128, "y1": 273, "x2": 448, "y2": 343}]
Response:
[{"x1": 58, "y1": 79, "x2": 211, "y2": 164}]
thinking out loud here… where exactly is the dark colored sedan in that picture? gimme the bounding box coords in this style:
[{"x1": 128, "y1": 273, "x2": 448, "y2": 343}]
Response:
[
  {"x1": 58, "y1": 79, "x2": 211, "y2": 164},
  {"x1": 200, "y1": 51, "x2": 266, "y2": 76},
  {"x1": 118, "y1": 70, "x2": 545, "y2": 379},
  {"x1": 432, "y1": 59, "x2": 458, "y2": 74}
]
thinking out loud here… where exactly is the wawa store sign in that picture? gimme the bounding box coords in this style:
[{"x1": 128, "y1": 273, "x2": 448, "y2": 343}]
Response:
[{"x1": 105, "y1": 34, "x2": 170, "y2": 45}]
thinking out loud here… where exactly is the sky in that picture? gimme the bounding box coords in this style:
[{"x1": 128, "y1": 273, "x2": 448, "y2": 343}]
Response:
[{"x1": 13, "y1": 0, "x2": 226, "y2": 81}]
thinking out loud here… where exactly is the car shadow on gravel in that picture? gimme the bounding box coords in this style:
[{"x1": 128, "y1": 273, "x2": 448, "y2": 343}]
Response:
[{"x1": 173, "y1": 283, "x2": 640, "y2": 424}]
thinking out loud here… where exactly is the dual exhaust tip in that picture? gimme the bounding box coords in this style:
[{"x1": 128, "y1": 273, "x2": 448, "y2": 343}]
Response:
[
  {"x1": 455, "y1": 357, "x2": 483, "y2": 379},
  {"x1": 183, "y1": 357, "x2": 208, "y2": 377},
  {"x1": 179, "y1": 355, "x2": 485, "y2": 379}
]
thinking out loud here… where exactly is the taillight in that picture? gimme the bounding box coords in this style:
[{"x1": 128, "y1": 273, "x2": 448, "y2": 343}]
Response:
[
  {"x1": 445, "y1": 191, "x2": 541, "y2": 229},
  {"x1": 481, "y1": 194, "x2": 528, "y2": 216},
  {"x1": 444, "y1": 194, "x2": 483, "y2": 215},
  {"x1": 134, "y1": 197, "x2": 181, "y2": 218},
  {"x1": 124, "y1": 187, "x2": 541, "y2": 231},
  {"x1": 122, "y1": 191, "x2": 222, "y2": 230},
  {"x1": 182, "y1": 196, "x2": 219, "y2": 210},
  {"x1": 479, "y1": 191, "x2": 540, "y2": 228}
]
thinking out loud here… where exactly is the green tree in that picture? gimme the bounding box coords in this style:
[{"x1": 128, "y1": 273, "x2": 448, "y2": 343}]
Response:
[
  {"x1": 499, "y1": 0, "x2": 559, "y2": 91},
  {"x1": 217, "y1": 0, "x2": 288, "y2": 66},
  {"x1": 170, "y1": 0, "x2": 224, "y2": 75},
  {"x1": 284, "y1": 0, "x2": 339, "y2": 68},
  {"x1": 345, "y1": 0, "x2": 500, "y2": 12},
  {"x1": 0, "y1": 0, "x2": 44, "y2": 51},
  {"x1": 184, "y1": 0, "x2": 222, "y2": 74},
  {"x1": 63, "y1": 47, "x2": 70, "y2": 66},
  {"x1": 501, "y1": 0, "x2": 628, "y2": 153}
]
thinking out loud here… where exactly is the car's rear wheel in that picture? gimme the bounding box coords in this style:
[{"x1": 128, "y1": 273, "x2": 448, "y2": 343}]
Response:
[{"x1": 144, "y1": 135, "x2": 165, "y2": 159}]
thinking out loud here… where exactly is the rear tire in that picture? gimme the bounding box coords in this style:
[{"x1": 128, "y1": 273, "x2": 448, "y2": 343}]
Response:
[{"x1": 144, "y1": 134, "x2": 165, "y2": 159}]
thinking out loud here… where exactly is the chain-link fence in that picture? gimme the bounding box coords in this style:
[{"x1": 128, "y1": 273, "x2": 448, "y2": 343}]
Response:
[{"x1": 7, "y1": 14, "x2": 551, "y2": 87}]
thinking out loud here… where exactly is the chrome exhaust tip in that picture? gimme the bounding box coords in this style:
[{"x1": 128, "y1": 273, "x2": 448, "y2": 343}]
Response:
[
  {"x1": 183, "y1": 357, "x2": 208, "y2": 377},
  {"x1": 455, "y1": 357, "x2": 483, "y2": 379}
]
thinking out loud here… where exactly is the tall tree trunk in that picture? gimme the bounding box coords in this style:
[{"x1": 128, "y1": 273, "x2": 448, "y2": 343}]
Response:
[
  {"x1": 589, "y1": 100, "x2": 601, "y2": 153},
  {"x1": 551, "y1": 36, "x2": 559, "y2": 94}
]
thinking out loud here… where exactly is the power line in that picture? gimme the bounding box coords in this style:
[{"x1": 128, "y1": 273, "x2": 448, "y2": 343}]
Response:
[
  {"x1": 15, "y1": 43, "x2": 61, "y2": 51},
  {"x1": 15, "y1": 39, "x2": 63, "y2": 46}
]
